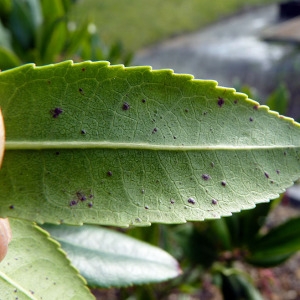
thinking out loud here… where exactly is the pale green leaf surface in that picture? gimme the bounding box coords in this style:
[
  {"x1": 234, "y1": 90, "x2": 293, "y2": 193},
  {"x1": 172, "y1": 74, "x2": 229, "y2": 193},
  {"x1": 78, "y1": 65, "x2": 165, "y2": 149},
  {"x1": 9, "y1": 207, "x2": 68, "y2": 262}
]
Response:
[
  {"x1": 43, "y1": 224, "x2": 181, "y2": 287},
  {"x1": 0, "y1": 61, "x2": 300, "y2": 226},
  {"x1": 0, "y1": 218, "x2": 94, "y2": 300}
]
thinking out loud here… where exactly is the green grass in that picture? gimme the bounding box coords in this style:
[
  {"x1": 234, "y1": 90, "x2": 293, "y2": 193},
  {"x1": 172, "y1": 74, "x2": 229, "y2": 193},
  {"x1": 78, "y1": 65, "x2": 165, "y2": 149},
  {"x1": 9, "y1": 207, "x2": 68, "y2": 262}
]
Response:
[{"x1": 72, "y1": 0, "x2": 280, "y2": 52}]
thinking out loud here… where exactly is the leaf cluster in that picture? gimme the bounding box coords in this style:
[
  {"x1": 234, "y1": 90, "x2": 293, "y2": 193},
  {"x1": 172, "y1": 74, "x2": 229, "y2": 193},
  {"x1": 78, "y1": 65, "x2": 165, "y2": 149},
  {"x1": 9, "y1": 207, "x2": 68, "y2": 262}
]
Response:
[{"x1": 0, "y1": 0, "x2": 132, "y2": 70}]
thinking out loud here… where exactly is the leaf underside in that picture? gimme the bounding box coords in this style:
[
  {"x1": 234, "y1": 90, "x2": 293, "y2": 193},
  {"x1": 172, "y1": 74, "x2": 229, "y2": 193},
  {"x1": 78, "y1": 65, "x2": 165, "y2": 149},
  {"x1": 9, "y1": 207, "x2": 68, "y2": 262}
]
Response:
[
  {"x1": 0, "y1": 61, "x2": 300, "y2": 226},
  {"x1": 0, "y1": 218, "x2": 94, "y2": 300}
]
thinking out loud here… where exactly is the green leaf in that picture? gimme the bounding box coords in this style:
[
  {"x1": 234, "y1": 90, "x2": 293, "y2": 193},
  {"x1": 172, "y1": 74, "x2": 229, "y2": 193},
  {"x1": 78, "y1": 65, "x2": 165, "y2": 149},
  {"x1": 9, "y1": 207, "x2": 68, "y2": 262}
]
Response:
[
  {"x1": 245, "y1": 216, "x2": 300, "y2": 267},
  {"x1": 265, "y1": 83, "x2": 289, "y2": 116},
  {"x1": 0, "y1": 218, "x2": 94, "y2": 300},
  {"x1": 0, "y1": 46, "x2": 21, "y2": 70},
  {"x1": 43, "y1": 224, "x2": 181, "y2": 287},
  {"x1": 246, "y1": 252, "x2": 292, "y2": 268},
  {"x1": 8, "y1": 0, "x2": 42, "y2": 50},
  {"x1": 1, "y1": 61, "x2": 300, "y2": 226},
  {"x1": 250, "y1": 217, "x2": 300, "y2": 256},
  {"x1": 220, "y1": 271, "x2": 263, "y2": 300}
]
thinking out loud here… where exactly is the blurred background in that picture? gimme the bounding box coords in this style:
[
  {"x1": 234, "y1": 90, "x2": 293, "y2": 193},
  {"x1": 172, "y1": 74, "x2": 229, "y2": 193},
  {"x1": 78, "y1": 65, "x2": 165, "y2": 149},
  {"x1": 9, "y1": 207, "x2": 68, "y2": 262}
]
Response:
[{"x1": 2, "y1": 0, "x2": 300, "y2": 299}]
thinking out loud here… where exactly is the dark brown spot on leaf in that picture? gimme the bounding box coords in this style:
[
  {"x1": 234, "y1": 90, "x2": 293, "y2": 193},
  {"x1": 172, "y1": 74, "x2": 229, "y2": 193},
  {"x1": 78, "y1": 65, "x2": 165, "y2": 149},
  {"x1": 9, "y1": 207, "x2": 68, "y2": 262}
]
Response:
[
  {"x1": 82, "y1": 68, "x2": 85, "y2": 72},
  {"x1": 276, "y1": 170, "x2": 280, "y2": 174},
  {"x1": 79, "y1": 88, "x2": 84, "y2": 95},
  {"x1": 69, "y1": 200, "x2": 78, "y2": 206},
  {"x1": 145, "y1": 205, "x2": 149, "y2": 210},
  {"x1": 218, "y1": 97, "x2": 224, "y2": 107},
  {"x1": 81, "y1": 129, "x2": 86, "y2": 135},
  {"x1": 107, "y1": 171, "x2": 113, "y2": 176},
  {"x1": 55, "y1": 151, "x2": 60, "y2": 155},
  {"x1": 264, "y1": 172, "x2": 269, "y2": 179},
  {"x1": 221, "y1": 181, "x2": 226, "y2": 186},
  {"x1": 142, "y1": 99, "x2": 146, "y2": 103},
  {"x1": 234, "y1": 100, "x2": 238, "y2": 104},
  {"x1": 249, "y1": 117, "x2": 253, "y2": 122},
  {"x1": 88, "y1": 202, "x2": 93, "y2": 208},
  {"x1": 122, "y1": 102, "x2": 130, "y2": 110},
  {"x1": 202, "y1": 174, "x2": 211, "y2": 180},
  {"x1": 50, "y1": 107, "x2": 63, "y2": 118},
  {"x1": 212, "y1": 199, "x2": 218, "y2": 205},
  {"x1": 152, "y1": 128, "x2": 158, "y2": 134},
  {"x1": 188, "y1": 198, "x2": 196, "y2": 204},
  {"x1": 9, "y1": 205, "x2": 14, "y2": 209},
  {"x1": 253, "y1": 105, "x2": 259, "y2": 110},
  {"x1": 170, "y1": 199, "x2": 175, "y2": 204}
]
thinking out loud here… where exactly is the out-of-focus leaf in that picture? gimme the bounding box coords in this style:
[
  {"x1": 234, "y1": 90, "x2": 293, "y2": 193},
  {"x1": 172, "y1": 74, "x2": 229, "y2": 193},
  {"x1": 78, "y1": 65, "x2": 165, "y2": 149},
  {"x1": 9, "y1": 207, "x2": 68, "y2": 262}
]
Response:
[
  {"x1": 246, "y1": 252, "x2": 292, "y2": 268},
  {"x1": 8, "y1": 0, "x2": 42, "y2": 50},
  {"x1": 0, "y1": 20, "x2": 12, "y2": 49},
  {"x1": 250, "y1": 217, "x2": 300, "y2": 256},
  {"x1": 233, "y1": 201, "x2": 272, "y2": 247},
  {"x1": 0, "y1": 0, "x2": 12, "y2": 18},
  {"x1": 37, "y1": 0, "x2": 66, "y2": 63},
  {"x1": 43, "y1": 224, "x2": 181, "y2": 288},
  {"x1": 0, "y1": 219, "x2": 94, "y2": 300},
  {"x1": 266, "y1": 83, "x2": 289, "y2": 115},
  {"x1": 0, "y1": 46, "x2": 21, "y2": 70},
  {"x1": 220, "y1": 270, "x2": 263, "y2": 300}
]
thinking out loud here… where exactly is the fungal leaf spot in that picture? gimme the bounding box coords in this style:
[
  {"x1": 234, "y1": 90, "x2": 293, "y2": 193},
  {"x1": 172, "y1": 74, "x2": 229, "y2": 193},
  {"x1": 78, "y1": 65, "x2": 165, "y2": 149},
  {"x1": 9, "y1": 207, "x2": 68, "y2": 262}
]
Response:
[
  {"x1": 212, "y1": 199, "x2": 218, "y2": 205},
  {"x1": 202, "y1": 174, "x2": 211, "y2": 181},
  {"x1": 152, "y1": 128, "x2": 158, "y2": 134},
  {"x1": 188, "y1": 198, "x2": 196, "y2": 204},
  {"x1": 50, "y1": 107, "x2": 63, "y2": 118},
  {"x1": 122, "y1": 102, "x2": 130, "y2": 110},
  {"x1": 69, "y1": 200, "x2": 78, "y2": 206},
  {"x1": 218, "y1": 97, "x2": 224, "y2": 107}
]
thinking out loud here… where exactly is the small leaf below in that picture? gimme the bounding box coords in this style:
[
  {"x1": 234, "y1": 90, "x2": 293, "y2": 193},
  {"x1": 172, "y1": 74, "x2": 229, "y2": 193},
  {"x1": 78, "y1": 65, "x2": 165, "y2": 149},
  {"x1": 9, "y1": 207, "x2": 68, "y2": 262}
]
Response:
[
  {"x1": 43, "y1": 224, "x2": 181, "y2": 288},
  {"x1": 0, "y1": 218, "x2": 94, "y2": 300}
]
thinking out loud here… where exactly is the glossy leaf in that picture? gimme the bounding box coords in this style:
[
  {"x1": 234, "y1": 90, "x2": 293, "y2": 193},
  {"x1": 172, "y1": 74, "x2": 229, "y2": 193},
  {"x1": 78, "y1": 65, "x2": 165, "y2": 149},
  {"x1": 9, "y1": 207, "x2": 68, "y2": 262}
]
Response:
[
  {"x1": 0, "y1": 46, "x2": 21, "y2": 70},
  {"x1": 0, "y1": 61, "x2": 300, "y2": 226},
  {"x1": 0, "y1": 218, "x2": 94, "y2": 300},
  {"x1": 43, "y1": 224, "x2": 181, "y2": 287},
  {"x1": 219, "y1": 271, "x2": 263, "y2": 300},
  {"x1": 251, "y1": 217, "x2": 300, "y2": 255}
]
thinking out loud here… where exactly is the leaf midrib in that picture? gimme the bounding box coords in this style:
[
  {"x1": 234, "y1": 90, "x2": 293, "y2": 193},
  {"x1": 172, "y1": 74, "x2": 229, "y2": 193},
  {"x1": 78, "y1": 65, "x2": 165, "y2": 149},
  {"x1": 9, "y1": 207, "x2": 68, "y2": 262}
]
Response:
[{"x1": 5, "y1": 141, "x2": 298, "y2": 151}]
